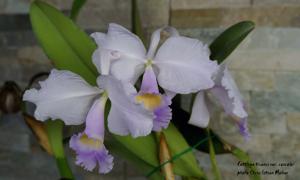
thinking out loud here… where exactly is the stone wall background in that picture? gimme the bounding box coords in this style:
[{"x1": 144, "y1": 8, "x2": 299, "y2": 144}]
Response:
[{"x1": 0, "y1": 0, "x2": 299, "y2": 179}]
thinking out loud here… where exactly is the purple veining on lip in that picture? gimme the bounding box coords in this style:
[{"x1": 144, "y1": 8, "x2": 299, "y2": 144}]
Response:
[
  {"x1": 70, "y1": 133, "x2": 114, "y2": 174},
  {"x1": 237, "y1": 118, "x2": 251, "y2": 141},
  {"x1": 152, "y1": 95, "x2": 172, "y2": 131}
]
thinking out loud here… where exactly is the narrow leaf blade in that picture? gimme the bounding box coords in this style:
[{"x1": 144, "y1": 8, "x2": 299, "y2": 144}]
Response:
[
  {"x1": 210, "y1": 21, "x2": 255, "y2": 63},
  {"x1": 30, "y1": 1, "x2": 97, "y2": 85},
  {"x1": 70, "y1": 0, "x2": 87, "y2": 21}
]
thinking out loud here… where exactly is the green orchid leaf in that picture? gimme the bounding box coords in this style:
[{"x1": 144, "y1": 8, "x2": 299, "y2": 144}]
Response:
[
  {"x1": 165, "y1": 124, "x2": 206, "y2": 178},
  {"x1": 210, "y1": 21, "x2": 255, "y2": 63},
  {"x1": 70, "y1": 0, "x2": 87, "y2": 21},
  {"x1": 30, "y1": 1, "x2": 97, "y2": 85},
  {"x1": 113, "y1": 134, "x2": 159, "y2": 166},
  {"x1": 46, "y1": 120, "x2": 74, "y2": 179},
  {"x1": 106, "y1": 138, "x2": 163, "y2": 180}
]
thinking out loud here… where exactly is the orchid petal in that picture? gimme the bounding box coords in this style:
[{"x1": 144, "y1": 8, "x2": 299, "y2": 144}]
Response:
[
  {"x1": 98, "y1": 76, "x2": 153, "y2": 137},
  {"x1": 91, "y1": 23, "x2": 146, "y2": 82},
  {"x1": 152, "y1": 95, "x2": 172, "y2": 131},
  {"x1": 69, "y1": 95, "x2": 113, "y2": 174},
  {"x1": 110, "y1": 56, "x2": 145, "y2": 83},
  {"x1": 146, "y1": 27, "x2": 179, "y2": 59},
  {"x1": 237, "y1": 118, "x2": 251, "y2": 141},
  {"x1": 211, "y1": 63, "x2": 247, "y2": 118},
  {"x1": 92, "y1": 48, "x2": 120, "y2": 75},
  {"x1": 189, "y1": 92, "x2": 210, "y2": 127},
  {"x1": 140, "y1": 66, "x2": 159, "y2": 94},
  {"x1": 84, "y1": 96, "x2": 107, "y2": 139},
  {"x1": 23, "y1": 69, "x2": 101, "y2": 125},
  {"x1": 91, "y1": 23, "x2": 146, "y2": 58},
  {"x1": 70, "y1": 133, "x2": 114, "y2": 174},
  {"x1": 154, "y1": 36, "x2": 218, "y2": 94}
]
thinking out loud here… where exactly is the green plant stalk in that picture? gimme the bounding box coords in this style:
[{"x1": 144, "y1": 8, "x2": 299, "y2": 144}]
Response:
[
  {"x1": 207, "y1": 129, "x2": 221, "y2": 180},
  {"x1": 46, "y1": 120, "x2": 74, "y2": 179},
  {"x1": 131, "y1": 0, "x2": 145, "y2": 43}
]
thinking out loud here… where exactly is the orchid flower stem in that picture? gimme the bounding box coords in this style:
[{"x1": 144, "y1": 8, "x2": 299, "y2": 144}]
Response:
[
  {"x1": 155, "y1": 132, "x2": 175, "y2": 180},
  {"x1": 207, "y1": 128, "x2": 221, "y2": 180},
  {"x1": 46, "y1": 120, "x2": 74, "y2": 180}
]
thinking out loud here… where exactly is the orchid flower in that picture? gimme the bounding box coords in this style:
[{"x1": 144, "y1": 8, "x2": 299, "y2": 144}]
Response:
[
  {"x1": 189, "y1": 63, "x2": 251, "y2": 140},
  {"x1": 91, "y1": 23, "x2": 218, "y2": 131},
  {"x1": 23, "y1": 69, "x2": 154, "y2": 173},
  {"x1": 91, "y1": 23, "x2": 218, "y2": 94}
]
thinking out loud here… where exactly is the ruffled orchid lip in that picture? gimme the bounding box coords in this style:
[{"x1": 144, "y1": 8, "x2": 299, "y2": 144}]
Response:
[{"x1": 70, "y1": 132, "x2": 114, "y2": 174}]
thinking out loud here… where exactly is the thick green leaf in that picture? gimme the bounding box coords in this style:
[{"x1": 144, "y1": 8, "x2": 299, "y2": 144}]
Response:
[
  {"x1": 70, "y1": 0, "x2": 87, "y2": 21},
  {"x1": 30, "y1": 1, "x2": 97, "y2": 85},
  {"x1": 46, "y1": 120, "x2": 74, "y2": 179},
  {"x1": 164, "y1": 124, "x2": 205, "y2": 178},
  {"x1": 106, "y1": 138, "x2": 163, "y2": 180},
  {"x1": 113, "y1": 134, "x2": 159, "y2": 166},
  {"x1": 210, "y1": 21, "x2": 255, "y2": 63}
]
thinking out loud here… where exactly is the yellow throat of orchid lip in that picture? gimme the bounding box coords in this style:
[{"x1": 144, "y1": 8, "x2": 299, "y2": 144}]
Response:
[
  {"x1": 135, "y1": 93, "x2": 162, "y2": 111},
  {"x1": 80, "y1": 134, "x2": 103, "y2": 149}
]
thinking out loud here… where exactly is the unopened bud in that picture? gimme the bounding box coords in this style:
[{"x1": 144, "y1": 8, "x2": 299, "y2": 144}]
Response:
[{"x1": 0, "y1": 81, "x2": 22, "y2": 114}]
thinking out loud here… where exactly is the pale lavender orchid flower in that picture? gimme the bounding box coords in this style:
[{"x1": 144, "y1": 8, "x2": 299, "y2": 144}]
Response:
[
  {"x1": 23, "y1": 69, "x2": 154, "y2": 173},
  {"x1": 91, "y1": 23, "x2": 218, "y2": 94},
  {"x1": 91, "y1": 23, "x2": 218, "y2": 131},
  {"x1": 189, "y1": 63, "x2": 251, "y2": 140}
]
